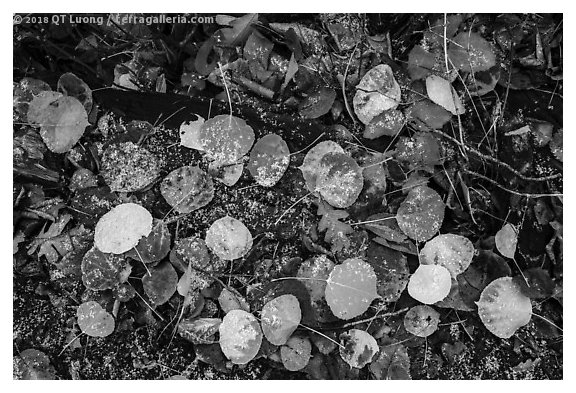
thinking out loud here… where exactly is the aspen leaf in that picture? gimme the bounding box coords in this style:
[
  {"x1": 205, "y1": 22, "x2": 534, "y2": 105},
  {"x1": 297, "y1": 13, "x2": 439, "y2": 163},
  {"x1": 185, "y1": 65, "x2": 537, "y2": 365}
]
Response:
[
  {"x1": 94, "y1": 203, "x2": 153, "y2": 254},
  {"x1": 476, "y1": 277, "x2": 532, "y2": 339},
  {"x1": 299, "y1": 140, "x2": 344, "y2": 192},
  {"x1": 205, "y1": 216, "x2": 253, "y2": 261},
  {"x1": 261, "y1": 294, "x2": 302, "y2": 345},
  {"x1": 396, "y1": 186, "x2": 445, "y2": 242},
  {"x1": 142, "y1": 262, "x2": 178, "y2": 306},
  {"x1": 199, "y1": 114, "x2": 255, "y2": 165},
  {"x1": 420, "y1": 234, "x2": 475, "y2": 278},
  {"x1": 281, "y1": 336, "x2": 312, "y2": 371},
  {"x1": 248, "y1": 133, "x2": 290, "y2": 187},
  {"x1": 77, "y1": 301, "x2": 115, "y2": 338},
  {"x1": 403, "y1": 305, "x2": 440, "y2": 337},
  {"x1": 325, "y1": 258, "x2": 379, "y2": 320},
  {"x1": 407, "y1": 264, "x2": 452, "y2": 304},
  {"x1": 339, "y1": 329, "x2": 379, "y2": 368},
  {"x1": 353, "y1": 64, "x2": 401, "y2": 124},
  {"x1": 218, "y1": 309, "x2": 262, "y2": 365},
  {"x1": 160, "y1": 165, "x2": 214, "y2": 213},
  {"x1": 316, "y1": 152, "x2": 364, "y2": 208},
  {"x1": 495, "y1": 223, "x2": 518, "y2": 259},
  {"x1": 426, "y1": 75, "x2": 465, "y2": 115}
]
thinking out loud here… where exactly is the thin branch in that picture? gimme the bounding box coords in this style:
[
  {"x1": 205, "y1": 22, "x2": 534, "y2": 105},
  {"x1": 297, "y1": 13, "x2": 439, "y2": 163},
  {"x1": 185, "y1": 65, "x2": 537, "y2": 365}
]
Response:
[{"x1": 463, "y1": 169, "x2": 563, "y2": 198}]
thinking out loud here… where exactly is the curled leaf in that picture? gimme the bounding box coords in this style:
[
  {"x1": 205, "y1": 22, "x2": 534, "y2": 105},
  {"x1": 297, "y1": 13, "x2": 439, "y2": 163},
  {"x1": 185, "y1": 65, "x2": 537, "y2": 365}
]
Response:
[
  {"x1": 476, "y1": 277, "x2": 532, "y2": 339},
  {"x1": 325, "y1": 258, "x2": 379, "y2": 320},
  {"x1": 94, "y1": 203, "x2": 153, "y2": 254},
  {"x1": 218, "y1": 309, "x2": 263, "y2": 365}
]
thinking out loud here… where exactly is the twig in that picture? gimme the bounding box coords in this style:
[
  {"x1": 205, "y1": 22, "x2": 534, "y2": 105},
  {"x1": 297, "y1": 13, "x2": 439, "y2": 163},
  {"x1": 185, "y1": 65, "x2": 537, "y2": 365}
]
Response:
[
  {"x1": 428, "y1": 128, "x2": 562, "y2": 182},
  {"x1": 342, "y1": 44, "x2": 358, "y2": 126},
  {"x1": 341, "y1": 307, "x2": 409, "y2": 328},
  {"x1": 463, "y1": 169, "x2": 563, "y2": 198}
]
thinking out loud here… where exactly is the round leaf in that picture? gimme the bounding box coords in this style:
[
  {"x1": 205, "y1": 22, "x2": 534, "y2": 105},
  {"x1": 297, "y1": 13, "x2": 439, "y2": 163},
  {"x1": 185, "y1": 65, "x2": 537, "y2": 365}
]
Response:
[
  {"x1": 100, "y1": 142, "x2": 162, "y2": 193},
  {"x1": 261, "y1": 294, "x2": 302, "y2": 345},
  {"x1": 142, "y1": 262, "x2": 178, "y2": 306},
  {"x1": 179, "y1": 116, "x2": 205, "y2": 150},
  {"x1": 297, "y1": 255, "x2": 337, "y2": 323},
  {"x1": 420, "y1": 234, "x2": 475, "y2": 278},
  {"x1": 495, "y1": 223, "x2": 518, "y2": 259},
  {"x1": 325, "y1": 258, "x2": 379, "y2": 320},
  {"x1": 208, "y1": 160, "x2": 243, "y2": 187},
  {"x1": 94, "y1": 203, "x2": 153, "y2": 254},
  {"x1": 199, "y1": 114, "x2": 255, "y2": 165},
  {"x1": 396, "y1": 186, "x2": 445, "y2": 242},
  {"x1": 425, "y1": 75, "x2": 465, "y2": 115},
  {"x1": 317, "y1": 152, "x2": 364, "y2": 208},
  {"x1": 299, "y1": 86, "x2": 336, "y2": 119},
  {"x1": 160, "y1": 165, "x2": 214, "y2": 213},
  {"x1": 299, "y1": 141, "x2": 344, "y2": 193},
  {"x1": 363, "y1": 108, "x2": 405, "y2": 139},
  {"x1": 81, "y1": 246, "x2": 128, "y2": 291},
  {"x1": 205, "y1": 216, "x2": 253, "y2": 261},
  {"x1": 125, "y1": 219, "x2": 171, "y2": 264},
  {"x1": 407, "y1": 264, "x2": 452, "y2": 304},
  {"x1": 169, "y1": 236, "x2": 212, "y2": 273},
  {"x1": 353, "y1": 64, "x2": 401, "y2": 124},
  {"x1": 448, "y1": 32, "x2": 496, "y2": 74},
  {"x1": 77, "y1": 301, "x2": 115, "y2": 337},
  {"x1": 27, "y1": 92, "x2": 89, "y2": 153},
  {"x1": 403, "y1": 305, "x2": 440, "y2": 337},
  {"x1": 339, "y1": 329, "x2": 379, "y2": 369},
  {"x1": 13, "y1": 349, "x2": 56, "y2": 380},
  {"x1": 218, "y1": 309, "x2": 262, "y2": 365},
  {"x1": 248, "y1": 133, "x2": 290, "y2": 187},
  {"x1": 476, "y1": 277, "x2": 532, "y2": 339},
  {"x1": 280, "y1": 336, "x2": 312, "y2": 371}
]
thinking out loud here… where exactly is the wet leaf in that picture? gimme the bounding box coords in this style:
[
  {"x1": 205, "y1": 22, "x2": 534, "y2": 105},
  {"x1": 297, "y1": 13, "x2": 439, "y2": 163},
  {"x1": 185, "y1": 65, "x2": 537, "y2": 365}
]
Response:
[
  {"x1": 476, "y1": 277, "x2": 532, "y2": 339},
  {"x1": 403, "y1": 305, "x2": 440, "y2": 337},
  {"x1": 407, "y1": 264, "x2": 452, "y2": 304},
  {"x1": 208, "y1": 160, "x2": 244, "y2": 187},
  {"x1": 218, "y1": 309, "x2": 262, "y2": 365},
  {"x1": 299, "y1": 140, "x2": 344, "y2": 193},
  {"x1": 339, "y1": 329, "x2": 379, "y2": 369},
  {"x1": 57, "y1": 72, "x2": 93, "y2": 114},
  {"x1": 179, "y1": 116, "x2": 205, "y2": 150},
  {"x1": 205, "y1": 216, "x2": 253, "y2": 261},
  {"x1": 281, "y1": 336, "x2": 312, "y2": 371},
  {"x1": 395, "y1": 132, "x2": 444, "y2": 171},
  {"x1": 297, "y1": 255, "x2": 337, "y2": 323},
  {"x1": 396, "y1": 186, "x2": 445, "y2": 242},
  {"x1": 142, "y1": 262, "x2": 178, "y2": 306},
  {"x1": 81, "y1": 246, "x2": 129, "y2": 291},
  {"x1": 325, "y1": 258, "x2": 379, "y2": 320},
  {"x1": 94, "y1": 203, "x2": 153, "y2": 254},
  {"x1": 353, "y1": 64, "x2": 401, "y2": 124},
  {"x1": 218, "y1": 287, "x2": 250, "y2": 313},
  {"x1": 448, "y1": 32, "x2": 496, "y2": 74},
  {"x1": 369, "y1": 340, "x2": 411, "y2": 380},
  {"x1": 419, "y1": 234, "x2": 475, "y2": 278},
  {"x1": 299, "y1": 86, "x2": 337, "y2": 119},
  {"x1": 495, "y1": 223, "x2": 518, "y2": 259},
  {"x1": 199, "y1": 114, "x2": 255, "y2": 165},
  {"x1": 317, "y1": 152, "x2": 364, "y2": 208},
  {"x1": 366, "y1": 243, "x2": 410, "y2": 302},
  {"x1": 101, "y1": 141, "x2": 162, "y2": 193},
  {"x1": 13, "y1": 349, "x2": 57, "y2": 380},
  {"x1": 160, "y1": 165, "x2": 214, "y2": 213},
  {"x1": 248, "y1": 133, "x2": 290, "y2": 187},
  {"x1": 363, "y1": 108, "x2": 405, "y2": 139},
  {"x1": 426, "y1": 75, "x2": 465, "y2": 115},
  {"x1": 316, "y1": 200, "x2": 354, "y2": 254},
  {"x1": 125, "y1": 219, "x2": 171, "y2": 264},
  {"x1": 77, "y1": 301, "x2": 115, "y2": 337},
  {"x1": 178, "y1": 317, "x2": 221, "y2": 345},
  {"x1": 405, "y1": 98, "x2": 453, "y2": 129},
  {"x1": 169, "y1": 236, "x2": 212, "y2": 274},
  {"x1": 261, "y1": 294, "x2": 302, "y2": 345},
  {"x1": 27, "y1": 91, "x2": 89, "y2": 153}
]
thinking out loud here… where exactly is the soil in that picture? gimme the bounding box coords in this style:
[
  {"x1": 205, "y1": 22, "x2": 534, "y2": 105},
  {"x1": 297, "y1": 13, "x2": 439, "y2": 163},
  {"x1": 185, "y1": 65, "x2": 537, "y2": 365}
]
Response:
[{"x1": 13, "y1": 13, "x2": 562, "y2": 380}]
